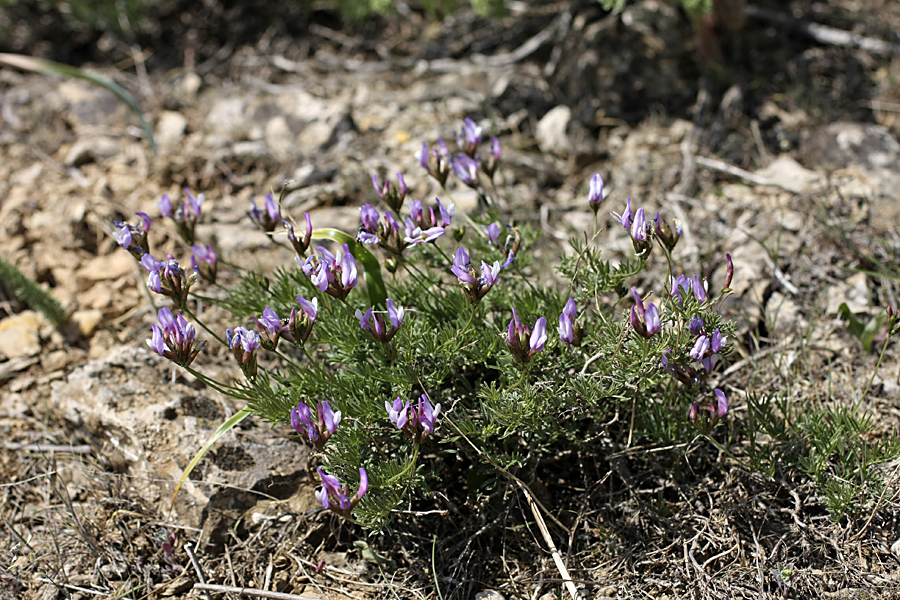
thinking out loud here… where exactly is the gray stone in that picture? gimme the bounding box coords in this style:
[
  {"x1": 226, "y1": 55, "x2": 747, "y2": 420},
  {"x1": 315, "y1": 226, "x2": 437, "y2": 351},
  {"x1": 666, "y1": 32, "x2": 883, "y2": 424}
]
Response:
[
  {"x1": 0, "y1": 311, "x2": 44, "y2": 359},
  {"x1": 156, "y1": 110, "x2": 188, "y2": 149},
  {"x1": 536, "y1": 105, "x2": 573, "y2": 156},
  {"x1": 755, "y1": 156, "x2": 823, "y2": 195},
  {"x1": 64, "y1": 136, "x2": 123, "y2": 166}
]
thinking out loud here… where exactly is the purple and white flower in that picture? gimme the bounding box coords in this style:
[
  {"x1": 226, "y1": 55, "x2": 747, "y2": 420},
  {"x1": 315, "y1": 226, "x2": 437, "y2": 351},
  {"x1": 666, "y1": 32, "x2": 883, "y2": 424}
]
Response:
[
  {"x1": 146, "y1": 307, "x2": 206, "y2": 367},
  {"x1": 451, "y1": 247, "x2": 500, "y2": 305},
  {"x1": 291, "y1": 400, "x2": 341, "y2": 450},
  {"x1": 356, "y1": 298, "x2": 405, "y2": 343},
  {"x1": 316, "y1": 467, "x2": 368, "y2": 518},
  {"x1": 247, "y1": 193, "x2": 281, "y2": 232},
  {"x1": 226, "y1": 326, "x2": 261, "y2": 379},
  {"x1": 506, "y1": 309, "x2": 547, "y2": 365},
  {"x1": 113, "y1": 212, "x2": 152, "y2": 258}
]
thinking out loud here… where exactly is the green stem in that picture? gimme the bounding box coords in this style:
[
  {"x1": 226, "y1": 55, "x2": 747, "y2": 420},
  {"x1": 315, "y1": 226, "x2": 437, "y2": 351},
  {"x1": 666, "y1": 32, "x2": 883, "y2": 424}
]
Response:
[
  {"x1": 857, "y1": 330, "x2": 892, "y2": 411},
  {"x1": 703, "y1": 433, "x2": 753, "y2": 471},
  {"x1": 182, "y1": 305, "x2": 227, "y2": 347}
]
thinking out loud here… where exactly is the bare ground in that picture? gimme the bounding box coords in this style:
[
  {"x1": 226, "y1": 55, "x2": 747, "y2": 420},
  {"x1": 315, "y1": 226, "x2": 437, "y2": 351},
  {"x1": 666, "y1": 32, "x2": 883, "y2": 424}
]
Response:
[{"x1": 2, "y1": 1, "x2": 900, "y2": 599}]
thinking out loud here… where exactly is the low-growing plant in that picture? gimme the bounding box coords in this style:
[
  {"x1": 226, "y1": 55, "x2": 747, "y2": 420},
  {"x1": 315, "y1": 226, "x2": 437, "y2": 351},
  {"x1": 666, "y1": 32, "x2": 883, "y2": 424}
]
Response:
[{"x1": 112, "y1": 115, "x2": 897, "y2": 535}]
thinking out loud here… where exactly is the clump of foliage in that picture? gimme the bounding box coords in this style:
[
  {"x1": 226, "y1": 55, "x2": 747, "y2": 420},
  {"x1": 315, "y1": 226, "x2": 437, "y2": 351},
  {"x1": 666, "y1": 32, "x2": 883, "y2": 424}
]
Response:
[
  {"x1": 0, "y1": 257, "x2": 66, "y2": 326},
  {"x1": 113, "y1": 116, "x2": 898, "y2": 534}
]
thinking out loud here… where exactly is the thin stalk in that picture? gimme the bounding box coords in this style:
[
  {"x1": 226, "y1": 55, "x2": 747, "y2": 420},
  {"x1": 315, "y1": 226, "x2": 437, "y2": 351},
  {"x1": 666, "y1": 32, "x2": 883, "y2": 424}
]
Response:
[
  {"x1": 857, "y1": 330, "x2": 892, "y2": 411},
  {"x1": 182, "y1": 305, "x2": 226, "y2": 347}
]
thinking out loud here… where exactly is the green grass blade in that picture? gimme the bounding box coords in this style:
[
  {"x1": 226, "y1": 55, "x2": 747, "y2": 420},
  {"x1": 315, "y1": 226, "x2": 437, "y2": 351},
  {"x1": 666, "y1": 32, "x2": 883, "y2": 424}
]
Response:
[
  {"x1": 311, "y1": 228, "x2": 388, "y2": 307},
  {"x1": 170, "y1": 406, "x2": 252, "y2": 511},
  {"x1": 0, "y1": 52, "x2": 157, "y2": 155}
]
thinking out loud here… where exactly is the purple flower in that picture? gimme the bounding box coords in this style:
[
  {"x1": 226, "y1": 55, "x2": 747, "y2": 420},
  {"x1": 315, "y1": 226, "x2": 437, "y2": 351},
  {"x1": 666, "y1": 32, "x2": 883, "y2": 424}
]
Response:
[
  {"x1": 644, "y1": 304, "x2": 661, "y2": 336},
  {"x1": 451, "y1": 247, "x2": 500, "y2": 305},
  {"x1": 506, "y1": 310, "x2": 547, "y2": 365},
  {"x1": 460, "y1": 117, "x2": 483, "y2": 155},
  {"x1": 141, "y1": 254, "x2": 198, "y2": 309},
  {"x1": 284, "y1": 213, "x2": 313, "y2": 257},
  {"x1": 373, "y1": 173, "x2": 408, "y2": 213},
  {"x1": 655, "y1": 211, "x2": 681, "y2": 251},
  {"x1": 416, "y1": 140, "x2": 451, "y2": 187},
  {"x1": 386, "y1": 397, "x2": 411, "y2": 431},
  {"x1": 159, "y1": 189, "x2": 204, "y2": 245},
  {"x1": 284, "y1": 296, "x2": 318, "y2": 346},
  {"x1": 226, "y1": 326, "x2": 261, "y2": 379},
  {"x1": 191, "y1": 244, "x2": 217, "y2": 283},
  {"x1": 159, "y1": 194, "x2": 173, "y2": 218},
  {"x1": 113, "y1": 211, "x2": 152, "y2": 259},
  {"x1": 252, "y1": 306, "x2": 286, "y2": 350},
  {"x1": 248, "y1": 193, "x2": 281, "y2": 232},
  {"x1": 452, "y1": 154, "x2": 480, "y2": 188},
  {"x1": 404, "y1": 217, "x2": 445, "y2": 245},
  {"x1": 481, "y1": 137, "x2": 501, "y2": 179},
  {"x1": 146, "y1": 307, "x2": 206, "y2": 367},
  {"x1": 291, "y1": 400, "x2": 341, "y2": 450},
  {"x1": 356, "y1": 298, "x2": 404, "y2": 343},
  {"x1": 299, "y1": 244, "x2": 358, "y2": 300},
  {"x1": 724, "y1": 253, "x2": 734, "y2": 289},
  {"x1": 558, "y1": 297, "x2": 580, "y2": 345},
  {"x1": 316, "y1": 467, "x2": 368, "y2": 518},
  {"x1": 689, "y1": 334, "x2": 711, "y2": 361},
  {"x1": 692, "y1": 274, "x2": 707, "y2": 302},
  {"x1": 631, "y1": 208, "x2": 648, "y2": 242},
  {"x1": 483, "y1": 222, "x2": 501, "y2": 245},
  {"x1": 387, "y1": 394, "x2": 441, "y2": 440},
  {"x1": 588, "y1": 174, "x2": 604, "y2": 213},
  {"x1": 689, "y1": 388, "x2": 729, "y2": 434},
  {"x1": 689, "y1": 317, "x2": 704, "y2": 336},
  {"x1": 436, "y1": 198, "x2": 455, "y2": 227},
  {"x1": 671, "y1": 274, "x2": 707, "y2": 304},
  {"x1": 612, "y1": 197, "x2": 633, "y2": 230},
  {"x1": 630, "y1": 287, "x2": 661, "y2": 338}
]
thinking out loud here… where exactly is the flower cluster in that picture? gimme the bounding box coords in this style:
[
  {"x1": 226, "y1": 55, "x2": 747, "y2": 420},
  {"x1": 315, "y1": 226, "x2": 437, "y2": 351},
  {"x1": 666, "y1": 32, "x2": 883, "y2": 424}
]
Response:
[
  {"x1": 160, "y1": 189, "x2": 204, "y2": 245},
  {"x1": 316, "y1": 467, "x2": 368, "y2": 519},
  {"x1": 191, "y1": 244, "x2": 217, "y2": 284},
  {"x1": 690, "y1": 328, "x2": 726, "y2": 372},
  {"x1": 416, "y1": 139, "x2": 451, "y2": 187},
  {"x1": 453, "y1": 117, "x2": 501, "y2": 183},
  {"x1": 451, "y1": 247, "x2": 500, "y2": 305},
  {"x1": 386, "y1": 394, "x2": 441, "y2": 441},
  {"x1": 113, "y1": 212, "x2": 152, "y2": 259},
  {"x1": 372, "y1": 173, "x2": 408, "y2": 213},
  {"x1": 141, "y1": 254, "x2": 198, "y2": 309},
  {"x1": 358, "y1": 204, "x2": 404, "y2": 253},
  {"x1": 671, "y1": 273, "x2": 708, "y2": 304},
  {"x1": 406, "y1": 198, "x2": 454, "y2": 245},
  {"x1": 506, "y1": 309, "x2": 547, "y2": 365},
  {"x1": 226, "y1": 326, "x2": 261, "y2": 379},
  {"x1": 291, "y1": 400, "x2": 341, "y2": 451},
  {"x1": 356, "y1": 298, "x2": 404, "y2": 344},
  {"x1": 247, "y1": 193, "x2": 281, "y2": 232},
  {"x1": 146, "y1": 307, "x2": 206, "y2": 367},
  {"x1": 299, "y1": 244, "x2": 358, "y2": 300}
]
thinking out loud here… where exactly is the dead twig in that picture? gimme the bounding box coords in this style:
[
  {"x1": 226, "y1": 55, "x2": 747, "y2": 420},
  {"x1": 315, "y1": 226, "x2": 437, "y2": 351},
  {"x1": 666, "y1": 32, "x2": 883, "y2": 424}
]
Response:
[
  {"x1": 746, "y1": 5, "x2": 900, "y2": 57},
  {"x1": 4, "y1": 442, "x2": 92, "y2": 454},
  {"x1": 185, "y1": 543, "x2": 213, "y2": 600},
  {"x1": 194, "y1": 584, "x2": 322, "y2": 600},
  {"x1": 519, "y1": 484, "x2": 582, "y2": 600}
]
